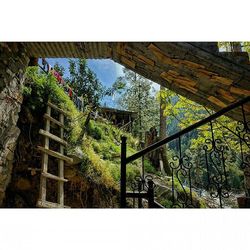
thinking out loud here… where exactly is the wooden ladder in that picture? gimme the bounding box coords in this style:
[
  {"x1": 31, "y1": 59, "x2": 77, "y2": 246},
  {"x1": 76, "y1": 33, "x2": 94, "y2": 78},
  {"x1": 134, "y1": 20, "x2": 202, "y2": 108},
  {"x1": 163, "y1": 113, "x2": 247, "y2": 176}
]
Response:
[{"x1": 37, "y1": 101, "x2": 73, "y2": 208}]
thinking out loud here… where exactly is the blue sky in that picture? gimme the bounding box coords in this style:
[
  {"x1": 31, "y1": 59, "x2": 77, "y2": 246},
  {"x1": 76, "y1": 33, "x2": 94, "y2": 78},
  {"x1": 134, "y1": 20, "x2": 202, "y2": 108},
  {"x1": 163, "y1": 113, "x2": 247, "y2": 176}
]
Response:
[
  {"x1": 41, "y1": 58, "x2": 159, "y2": 108},
  {"x1": 42, "y1": 58, "x2": 125, "y2": 107}
]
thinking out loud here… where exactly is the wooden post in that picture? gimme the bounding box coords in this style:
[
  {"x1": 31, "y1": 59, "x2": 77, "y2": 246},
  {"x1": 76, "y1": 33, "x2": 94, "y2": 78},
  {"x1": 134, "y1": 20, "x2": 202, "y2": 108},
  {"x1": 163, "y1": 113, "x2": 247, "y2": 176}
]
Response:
[
  {"x1": 120, "y1": 136, "x2": 127, "y2": 208},
  {"x1": 39, "y1": 105, "x2": 51, "y2": 202},
  {"x1": 58, "y1": 113, "x2": 65, "y2": 206}
]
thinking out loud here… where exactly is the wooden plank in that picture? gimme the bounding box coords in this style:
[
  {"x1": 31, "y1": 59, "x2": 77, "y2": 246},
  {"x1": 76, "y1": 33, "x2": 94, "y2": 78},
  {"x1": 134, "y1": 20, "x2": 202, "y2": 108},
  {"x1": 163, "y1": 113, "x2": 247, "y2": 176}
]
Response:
[
  {"x1": 207, "y1": 96, "x2": 227, "y2": 108},
  {"x1": 136, "y1": 54, "x2": 155, "y2": 66},
  {"x1": 180, "y1": 59, "x2": 205, "y2": 69},
  {"x1": 37, "y1": 199, "x2": 70, "y2": 208},
  {"x1": 178, "y1": 84, "x2": 198, "y2": 94},
  {"x1": 42, "y1": 172, "x2": 68, "y2": 182},
  {"x1": 160, "y1": 72, "x2": 197, "y2": 88},
  {"x1": 47, "y1": 101, "x2": 68, "y2": 116},
  {"x1": 44, "y1": 114, "x2": 65, "y2": 128},
  {"x1": 148, "y1": 43, "x2": 179, "y2": 67},
  {"x1": 120, "y1": 56, "x2": 135, "y2": 69},
  {"x1": 116, "y1": 42, "x2": 126, "y2": 56},
  {"x1": 211, "y1": 75, "x2": 233, "y2": 85},
  {"x1": 37, "y1": 146, "x2": 73, "y2": 163},
  {"x1": 58, "y1": 113, "x2": 65, "y2": 205},
  {"x1": 39, "y1": 129, "x2": 67, "y2": 146},
  {"x1": 216, "y1": 89, "x2": 236, "y2": 102},
  {"x1": 230, "y1": 86, "x2": 250, "y2": 96}
]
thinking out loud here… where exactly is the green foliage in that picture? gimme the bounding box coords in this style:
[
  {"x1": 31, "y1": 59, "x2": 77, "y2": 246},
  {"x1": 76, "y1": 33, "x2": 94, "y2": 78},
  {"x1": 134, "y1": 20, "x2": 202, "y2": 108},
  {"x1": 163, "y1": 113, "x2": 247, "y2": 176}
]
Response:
[
  {"x1": 117, "y1": 68, "x2": 160, "y2": 139},
  {"x1": 86, "y1": 120, "x2": 104, "y2": 140},
  {"x1": 160, "y1": 87, "x2": 246, "y2": 192},
  {"x1": 53, "y1": 62, "x2": 65, "y2": 76},
  {"x1": 23, "y1": 66, "x2": 140, "y2": 194},
  {"x1": 218, "y1": 42, "x2": 250, "y2": 53},
  {"x1": 65, "y1": 59, "x2": 125, "y2": 109},
  {"x1": 144, "y1": 159, "x2": 158, "y2": 174},
  {"x1": 66, "y1": 59, "x2": 103, "y2": 107},
  {"x1": 155, "y1": 176, "x2": 207, "y2": 208}
]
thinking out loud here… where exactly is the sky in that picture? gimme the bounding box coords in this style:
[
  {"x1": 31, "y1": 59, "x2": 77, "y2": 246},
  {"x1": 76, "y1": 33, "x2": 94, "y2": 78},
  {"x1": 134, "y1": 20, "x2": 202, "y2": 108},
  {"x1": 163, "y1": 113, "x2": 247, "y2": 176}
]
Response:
[{"x1": 40, "y1": 58, "x2": 159, "y2": 108}]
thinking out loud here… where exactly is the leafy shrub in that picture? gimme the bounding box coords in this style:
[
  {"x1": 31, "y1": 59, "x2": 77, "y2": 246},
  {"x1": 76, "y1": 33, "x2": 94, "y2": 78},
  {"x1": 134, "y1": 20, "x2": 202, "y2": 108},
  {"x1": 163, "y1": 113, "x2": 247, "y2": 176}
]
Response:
[
  {"x1": 86, "y1": 121, "x2": 103, "y2": 140},
  {"x1": 144, "y1": 159, "x2": 157, "y2": 174}
]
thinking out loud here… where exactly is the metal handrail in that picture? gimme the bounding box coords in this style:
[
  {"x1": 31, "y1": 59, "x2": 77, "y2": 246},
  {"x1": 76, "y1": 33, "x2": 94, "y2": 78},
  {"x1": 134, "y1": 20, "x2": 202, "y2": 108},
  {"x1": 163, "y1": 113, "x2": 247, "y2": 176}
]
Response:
[{"x1": 125, "y1": 96, "x2": 250, "y2": 164}]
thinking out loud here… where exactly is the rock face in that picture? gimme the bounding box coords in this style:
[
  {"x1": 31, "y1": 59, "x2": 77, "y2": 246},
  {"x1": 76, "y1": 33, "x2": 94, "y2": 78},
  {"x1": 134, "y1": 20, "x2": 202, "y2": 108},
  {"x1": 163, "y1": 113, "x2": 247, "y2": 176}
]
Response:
[{"x1": 0, "y1": 43, "x2": 29, "y2": 205}]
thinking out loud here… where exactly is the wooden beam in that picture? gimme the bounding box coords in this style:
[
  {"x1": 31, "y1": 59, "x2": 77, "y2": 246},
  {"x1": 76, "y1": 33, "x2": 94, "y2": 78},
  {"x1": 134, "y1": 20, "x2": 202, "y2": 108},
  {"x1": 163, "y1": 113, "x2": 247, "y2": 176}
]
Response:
[
  {"x1": 42, "y1": 172, "x2": 68, "y2": 182},
  {"x1": 47, "y1": 101, "x2": 68, "y2": 116},
  {"x1": 37, "y1": 146, "x2": 73, "y2": 163},
  {"x1": 39, "y1": 105, "x2": 51, "y2": 202},
  {"x1": 58, "y1": 113, "x2": 65, "y2": 206},
  {"x1": 44, "y1": 114, "x2": 65, "y2": 128},
  {"x1": 39, "y1": 129, "x2": 68, "y2": 146}
]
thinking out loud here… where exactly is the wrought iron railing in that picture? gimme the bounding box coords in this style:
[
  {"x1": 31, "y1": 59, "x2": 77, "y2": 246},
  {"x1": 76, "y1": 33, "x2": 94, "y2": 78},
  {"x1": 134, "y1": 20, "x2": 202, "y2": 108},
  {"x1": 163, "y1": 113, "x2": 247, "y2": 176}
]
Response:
[{"x1": 120, "y1": 96, "x2": 250, "y2": 208}]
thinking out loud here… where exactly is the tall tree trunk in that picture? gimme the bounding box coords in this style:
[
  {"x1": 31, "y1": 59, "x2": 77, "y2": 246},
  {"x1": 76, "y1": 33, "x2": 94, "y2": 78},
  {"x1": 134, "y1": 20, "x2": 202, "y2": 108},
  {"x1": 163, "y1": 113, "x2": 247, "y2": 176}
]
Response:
[
  {"x1": 159, "y1": 86, "x2": 171, "y2": 176},
  {"x1": 230, "y1": 42, "x2": 242, "y2": 52}
]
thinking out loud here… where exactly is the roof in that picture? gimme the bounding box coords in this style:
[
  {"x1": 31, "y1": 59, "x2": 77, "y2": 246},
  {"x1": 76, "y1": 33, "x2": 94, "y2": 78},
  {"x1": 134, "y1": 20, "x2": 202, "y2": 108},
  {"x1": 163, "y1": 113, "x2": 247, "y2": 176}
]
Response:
[
  {"x1": 99, "y1": 106, "x2": 137, "y2": 116},
  {"x1": 22, "y1": 42, "x2": 250, "y2": 120}
]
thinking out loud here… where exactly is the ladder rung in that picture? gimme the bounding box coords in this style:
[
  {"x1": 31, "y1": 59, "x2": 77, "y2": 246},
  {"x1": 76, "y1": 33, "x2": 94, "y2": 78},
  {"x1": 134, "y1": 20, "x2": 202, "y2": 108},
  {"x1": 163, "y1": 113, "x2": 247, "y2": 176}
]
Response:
[
  {"x1": 47, "y1": 101, "x2": 68, "y2": 116},
  {"x1": 39, "y1": 129, "x2": 68, "y2": 146},
  {"x1": 42, "y1": 172, "x2": 68, "y2": 182},
  {"x1": 37, "y1": 146, "x2": 73, "y2": 163},
  {"x1": 44, "y1": 114, "x2": 65, "y2": 128},
  {"x1": 37, "y1": 199, "x2": 70, "y2": 208}
]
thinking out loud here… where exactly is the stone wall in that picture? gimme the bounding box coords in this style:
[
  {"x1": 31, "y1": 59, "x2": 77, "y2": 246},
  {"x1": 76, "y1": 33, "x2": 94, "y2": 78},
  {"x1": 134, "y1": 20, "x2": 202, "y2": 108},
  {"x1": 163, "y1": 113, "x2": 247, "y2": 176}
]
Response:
[{"x1": 0, "y1": 42, "x2": 29, "y2": 206}]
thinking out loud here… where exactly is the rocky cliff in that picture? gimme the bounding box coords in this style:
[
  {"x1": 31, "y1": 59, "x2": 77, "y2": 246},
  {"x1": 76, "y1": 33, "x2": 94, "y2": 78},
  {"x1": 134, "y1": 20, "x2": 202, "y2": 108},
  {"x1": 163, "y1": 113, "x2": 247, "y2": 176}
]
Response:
[{"x1": 0, "y1": 43, "x2": 29, "y2": 205}]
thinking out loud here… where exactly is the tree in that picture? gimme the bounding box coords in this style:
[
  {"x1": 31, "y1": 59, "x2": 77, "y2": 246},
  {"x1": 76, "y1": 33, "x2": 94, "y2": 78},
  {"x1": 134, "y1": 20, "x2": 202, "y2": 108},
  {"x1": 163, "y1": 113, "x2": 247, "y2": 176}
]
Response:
[
  {"x1": 66, "y1": 59, "x2": 125, "y2": 109},
  {"x1": 53, "y1": 62, "x2": 65, "y2": 76},
  {"x1": 218, "y1": 42, "x2": 250, "y2": 53},
  {"x1": 66, "y1": 59, "x2": 103, "y2": 108},
  {"x1": 159, "y1": 85, "x2": 171, "y2": 175},
  {"x1": 160, "y1": 87, "x2": 247, "y2": 191},
  {"x1": 117, "y1": 68, "x2": 160, "y2": 141}
]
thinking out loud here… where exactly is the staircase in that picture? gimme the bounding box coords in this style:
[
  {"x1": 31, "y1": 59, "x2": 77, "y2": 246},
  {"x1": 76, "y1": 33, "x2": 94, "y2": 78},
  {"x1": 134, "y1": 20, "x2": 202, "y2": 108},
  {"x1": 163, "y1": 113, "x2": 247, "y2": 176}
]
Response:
[{"x1": 37, "y1": 101, "x2": 73, "y2": 208}]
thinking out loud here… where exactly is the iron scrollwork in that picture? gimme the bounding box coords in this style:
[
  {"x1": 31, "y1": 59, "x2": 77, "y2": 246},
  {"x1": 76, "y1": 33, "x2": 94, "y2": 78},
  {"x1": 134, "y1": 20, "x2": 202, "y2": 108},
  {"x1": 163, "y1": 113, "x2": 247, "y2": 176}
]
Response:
[
  {"x1": 203, "y1": 121, "x2": 229, "y2": 208},
  {"x1": 170, "y1": 137, "x2": 194, "y2": 208},
  {"x1": 130, "y1": 175, "x2": 155, "y2": 208},
  {"x1": 236, "y1": 104, "x2": 250, "y2": 195}
]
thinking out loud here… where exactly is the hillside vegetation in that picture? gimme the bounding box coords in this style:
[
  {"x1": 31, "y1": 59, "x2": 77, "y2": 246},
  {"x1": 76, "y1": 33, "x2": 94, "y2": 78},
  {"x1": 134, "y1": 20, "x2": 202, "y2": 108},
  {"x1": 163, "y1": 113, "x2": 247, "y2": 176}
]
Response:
[{"x1": 19, "y1": 67, "x2": 143, "y2": 207}]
